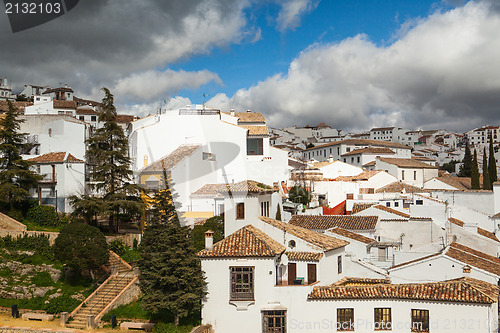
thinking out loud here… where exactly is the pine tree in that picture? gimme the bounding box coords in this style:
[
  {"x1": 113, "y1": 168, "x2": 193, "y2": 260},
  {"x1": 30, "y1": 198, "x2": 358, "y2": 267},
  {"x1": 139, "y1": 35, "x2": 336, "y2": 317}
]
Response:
[
  {"x1": 74, "y1": 88, "x2": 144, "y2": 232},
  {"x1": 488, "y1": 133, "x2": 497, "y2": 187},
  {"x1": 459, "y1": 141, "x2": 472, "y2": 177},
  {"x1": 482, "y1": 148, "x2": 491, "y2": 190},
  {"x1": 139, "y1": 167, "x2": 206, "y2": 326},
  {"x1": 0, "y1": 101, "x2": 41, "y2": 211},
  {"x1": 471, "y1": 149, "x2": 480, "y2": 189},
  {"x1": 275, "y1": 203, "x2": 282, "y2": 221}
]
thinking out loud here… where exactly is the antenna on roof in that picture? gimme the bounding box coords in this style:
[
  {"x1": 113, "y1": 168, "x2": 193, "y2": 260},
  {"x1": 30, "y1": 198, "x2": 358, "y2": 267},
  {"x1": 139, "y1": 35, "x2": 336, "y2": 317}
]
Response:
[{"x1": 202, "y1": 93, "x2": 210, "y2": 110}]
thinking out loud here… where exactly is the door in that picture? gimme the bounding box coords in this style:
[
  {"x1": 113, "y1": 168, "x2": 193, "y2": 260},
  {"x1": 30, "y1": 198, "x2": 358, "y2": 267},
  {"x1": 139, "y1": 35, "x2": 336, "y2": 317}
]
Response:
[
  {"x1": 307, "y1": 264, "x2": 317, "y2": 284},
  {"x1": 287, "y1": 263, "x2": 296, "y2": 285}
]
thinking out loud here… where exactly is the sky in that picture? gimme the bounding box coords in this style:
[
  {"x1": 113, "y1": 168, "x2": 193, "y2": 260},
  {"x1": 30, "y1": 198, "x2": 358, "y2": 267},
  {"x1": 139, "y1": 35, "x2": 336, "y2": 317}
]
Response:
[{"x1": 1, "y1": 0, "x2": 500, "y2": 132}]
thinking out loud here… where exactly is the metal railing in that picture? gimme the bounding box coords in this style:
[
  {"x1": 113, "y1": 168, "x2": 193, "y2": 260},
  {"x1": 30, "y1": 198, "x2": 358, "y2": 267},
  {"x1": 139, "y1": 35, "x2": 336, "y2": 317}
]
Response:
[{"x1": 87, "y1": 268, "x2": 134, "y2": 317}]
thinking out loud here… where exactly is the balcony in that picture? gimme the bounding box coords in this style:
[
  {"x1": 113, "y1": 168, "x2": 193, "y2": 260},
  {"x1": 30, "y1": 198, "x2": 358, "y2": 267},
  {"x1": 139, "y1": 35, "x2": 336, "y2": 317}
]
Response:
[{"x1": 39, "y1": 173, "x2": 57, "y2": 184}]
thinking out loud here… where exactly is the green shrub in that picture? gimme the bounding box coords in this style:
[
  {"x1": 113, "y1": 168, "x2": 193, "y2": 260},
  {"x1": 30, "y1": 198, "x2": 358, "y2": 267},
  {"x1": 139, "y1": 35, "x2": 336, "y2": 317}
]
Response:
[
  {"x1": 8, "y1": 209, "x2": 24, "y2": 222},
  {"x1": 26, "y1": 205, "x2": 61, "y2": 227},
  {"x1": 109, "y1": 239, "x2": 127, "y2": 256},
  {"x1": 44, "y1": 294, "x2": 75, "y2": 314},
  {"x1": 31, "y1": 272, "x2": 55, "y2": 287},
  {"x1": 133, "y1": 238, "x2": 138, "y2": 250},
  {"x1": 153, "y1": 323, "x2": 194, "y2": 333}
]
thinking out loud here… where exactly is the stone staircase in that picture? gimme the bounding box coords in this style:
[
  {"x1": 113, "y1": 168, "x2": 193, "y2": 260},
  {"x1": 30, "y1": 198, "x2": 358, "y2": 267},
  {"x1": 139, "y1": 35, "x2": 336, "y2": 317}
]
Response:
[{"x1": 66, "y1": 251, "x2": 137, "y2": 330}]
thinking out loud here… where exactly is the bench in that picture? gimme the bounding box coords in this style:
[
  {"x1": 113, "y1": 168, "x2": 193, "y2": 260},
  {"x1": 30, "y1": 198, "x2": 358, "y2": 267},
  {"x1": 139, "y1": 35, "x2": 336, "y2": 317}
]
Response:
[
  {"x1": 120, "y1": 322, "x2": 155, "y2": 331},
  {"x1": 22, "y1": 313, "x2": 54, "y2": 321}
]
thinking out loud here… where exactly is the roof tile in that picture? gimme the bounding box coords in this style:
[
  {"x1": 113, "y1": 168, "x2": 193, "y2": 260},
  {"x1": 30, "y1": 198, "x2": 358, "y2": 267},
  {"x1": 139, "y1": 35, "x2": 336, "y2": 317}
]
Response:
[{"x1": 289, "y1": 215, "x2": 378, "y2": 231}]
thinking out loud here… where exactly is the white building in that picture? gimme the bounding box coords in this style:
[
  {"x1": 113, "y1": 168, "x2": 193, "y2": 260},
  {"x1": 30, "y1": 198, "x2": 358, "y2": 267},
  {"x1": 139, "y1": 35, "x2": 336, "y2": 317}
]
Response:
[
  {"x1": 24, "y1": 96, "x2": 77, "y2": 117},
  {"x1": 129, "y1": 106, "x2": 289, "y2": 193},
  {"x1": 375, "y1": 157, "x2": 439, "y2": 188},
  {"x1": 27, "y1": 152, "x2": 85, "y2": 213},
  {"x1": 303, "y1": 139, "x2": 411, "y2": 163},
  {"x1": 0, "y1": 77, "x2": 16, "y2": 100}
]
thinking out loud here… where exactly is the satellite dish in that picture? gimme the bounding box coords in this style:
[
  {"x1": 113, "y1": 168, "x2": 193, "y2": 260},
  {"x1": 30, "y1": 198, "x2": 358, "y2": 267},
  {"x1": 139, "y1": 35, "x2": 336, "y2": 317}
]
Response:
[{"x1": 280, "y1": 254, "x2": 289, "y2": 266}]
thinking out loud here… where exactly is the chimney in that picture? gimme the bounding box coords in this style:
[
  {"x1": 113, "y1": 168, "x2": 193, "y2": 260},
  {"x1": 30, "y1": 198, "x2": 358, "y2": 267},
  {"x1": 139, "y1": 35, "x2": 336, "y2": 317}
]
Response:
[
  {"x1": 230, "y1": 109, "x2": 235, "y2": 116},
  {"x1": 246, "y1": 109, "x2": 251, "y2": 113},
  {"x1": 205, "y1": 230, "x2": 214, "y2": 250},
  {"x1": 329, "y1": 155, "x2": 334, "y2": 163}
]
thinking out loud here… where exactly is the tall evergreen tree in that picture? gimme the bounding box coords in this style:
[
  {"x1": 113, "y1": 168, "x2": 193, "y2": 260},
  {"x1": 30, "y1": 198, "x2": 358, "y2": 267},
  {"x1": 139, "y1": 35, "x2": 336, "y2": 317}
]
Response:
[
  {"x1": 488, "y1": 133, "x2": 497, "y2": 187},
  {"x1": 275, "y1": 203, "x2": 282, "y2": 221},
  {"x1": 471, "y1": 149, "x2": 480, "y2": 189},
  {"x1": 0, "y1": 101, "x2": 41, "y2": 211},
  {"x1": 74, "y1": 88, "x2": 144, "y2": 232},
  {"x1": 482, "y1": 148, "x2": 491, "y2": 190},
  {"x1": 139, "y1": 168, "x2": 206, "y2": 326},
  {"x1": 459, "y1": 140, "x2": 472, "y2": 177}
]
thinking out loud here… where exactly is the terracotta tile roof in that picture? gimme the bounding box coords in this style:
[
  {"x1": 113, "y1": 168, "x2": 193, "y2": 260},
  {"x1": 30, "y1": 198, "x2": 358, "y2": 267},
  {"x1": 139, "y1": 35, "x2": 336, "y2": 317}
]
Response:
[
  {"x1": 289, "y1": 215, "x2": 378, "y2": 231},
  {"x1": 332, "y1": 277, "x2": 391, "y2": 286},
  {"x1": 43, "y1": 87, "x2": 73, "y2": 93},
  {"x1": 446, "y1": 242, "x2": 500, "y2": 275},
  {"x1": 363, "y1": 161, "x2": 376, "y2": 167},
  {"x1": 428, "y1": 176, "x2": 473, "y2": 191},
  {"x1": 197, "y1": 225, "x2": 285, "y2": 258},
  {"x1": 116, "y1": 114, "x2": 140, "y2": 123},
  {"x1": 372, "y1": 205, "x2": 410, "y2": 218},
  {"x1": 305, "y1": 139, "x2": 410, "y2": 151},
  {"x1": 351, "y1": 202, "x2": 375, "y2": 214},
  {"x1": 313, "y1": 160, "x2": 339, "y2": 168},
  {"x1": 371, "y1": 127, "x2": 396, "y2": 131},
  {"x1": 314, "y1": 122, "x2": 330, "y2": 128},
  {"x1": 449, "y1": 218, "x2": 499, "y2": 242},
  {"x1": 0, "y1": 101, "x2": 31, "y2": 113},
  {"x1": 223, "y1": 111, "x2": 266, "y2": 123},
  {"x1": 335, "y1": 170, "x2": 381, "y2": 182},
  {"x1": 328, "y1": 227, "x2": 375, "y2": 244},
  {"x1": 53, "y1": 100, "x2": 76, "y2": 109},
  {"x1": 309, "y1": 277, "x2": 498, "y2": 304},
  {"x1": 192, "y1": 180, "x2": 275, "y2": 196},
  {"x1": 139, "y1": 145, "x2": 200, "y2": 173},
  {"x1": 285, "y1": 251, "x2": 323, "y2": 262},
  {"x1": 238, "y1": 125, "x2": 269, "y2": 136},
  {"x1": 375, "y1": 182, "x2": 426, "y2": 193},
  {"x1": 341, "y1": 147, "x2": 395, "y2": 156},
  {"x1": 27, "y1": 152, "x2": 83, "y2": 164},
  {"x1": 76, "y1": 107, "x2": 98, "y2": 115},
  {"x1": 259, "y1": 216, "x2": 349, "y2": 252},
  {"x1": 377, "y1": 157, "x2": 438, "y2": 169}
]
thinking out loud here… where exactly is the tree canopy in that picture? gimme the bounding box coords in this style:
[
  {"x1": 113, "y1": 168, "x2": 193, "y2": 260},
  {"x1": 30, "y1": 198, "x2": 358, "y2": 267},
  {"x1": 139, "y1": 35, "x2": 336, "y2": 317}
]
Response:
[
  {"x1": 191, "y1": 216, "x2": 224, "y2": 252},
  {"x1": 53, "y1": 222, "x2": 109, "y2": 277},
  {"x1": 488, "y1": 133, "x2": 497, "y2": 187},
  {"x1": 471, "y1": 149, "x2": 480, "y2": 190},
  {"x1": 459, "y1": 141, "x2": 472, "y2": 177},
  {"x1": 0, "y1": 101, "x2": 41, "y2": 212},
  {"x1": 288, "y1": 185, "x2": 312, "y2": 206},
  {"x1": 72, "y1": 88, "x2": 144, "y2": 232}
]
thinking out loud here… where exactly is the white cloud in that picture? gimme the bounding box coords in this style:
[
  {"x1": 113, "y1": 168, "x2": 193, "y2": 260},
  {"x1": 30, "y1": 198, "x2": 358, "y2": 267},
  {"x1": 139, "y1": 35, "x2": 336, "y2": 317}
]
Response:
[
  {"x1": 275, "y1": 0, "x2": 319, "y2": 32},
  {"x1": 223, "y1": 1, "x2": 500, "y2": 131},
  {"x1": 108, "y1": 69, "x2": 222, "y2": 103}
]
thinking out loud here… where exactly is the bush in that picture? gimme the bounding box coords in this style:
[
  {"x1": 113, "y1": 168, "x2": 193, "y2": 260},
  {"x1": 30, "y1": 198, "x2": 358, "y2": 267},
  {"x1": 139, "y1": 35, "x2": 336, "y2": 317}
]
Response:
[
  {"x1": 8, "y1": 209, "x2": 24, "y2": 222},
  {"x1": 31, "y1": 272, "x2": 55, "y2": 287},
  {"x1": 109, "y1": 239, "x2": 127, "y2": 256},
  {"x1": 0, "y1": 234, "x2": 53, "y2": 259},
  {"x1": 44, "y1": 294, "x2": 76, "y2": 314},
  {"x1": 26, "y1": 205, "x2": 62, "y2": 227}
]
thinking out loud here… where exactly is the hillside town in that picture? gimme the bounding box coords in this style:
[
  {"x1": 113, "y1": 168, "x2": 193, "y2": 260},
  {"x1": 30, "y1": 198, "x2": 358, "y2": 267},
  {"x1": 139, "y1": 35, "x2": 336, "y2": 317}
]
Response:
[{"x1": 1, "y1": 77, "x2": 500, "y2": 332}]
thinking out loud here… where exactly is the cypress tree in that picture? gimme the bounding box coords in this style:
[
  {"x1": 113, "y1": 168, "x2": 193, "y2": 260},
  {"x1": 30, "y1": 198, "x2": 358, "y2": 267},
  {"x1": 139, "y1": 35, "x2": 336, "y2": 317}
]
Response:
[
  {"x1": 275, "y1": 203, "x2": 282, "y2": 221},
  {"x1": 139, "y1": 166, "x2": 206, "y2": 326},
  {"x1": 488, "y1": 133, "x2": 497, "y2": 187},
  {"x1": 482, "y1": 148, "x2": 491, "y2": 190},
  {"x1": 471, "y1": 149, "x2": 480, "y2": 189},
  {"x1": 459, "y1": 140, "x2": 472, "y2": 177},
  {"x1": 0, "y1": 101, "x2": 41, "y2": 212}
]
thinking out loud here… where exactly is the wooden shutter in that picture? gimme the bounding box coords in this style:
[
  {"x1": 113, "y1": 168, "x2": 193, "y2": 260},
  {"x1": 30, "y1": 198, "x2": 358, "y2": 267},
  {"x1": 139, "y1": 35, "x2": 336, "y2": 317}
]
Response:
[
  {"x1": 307, "y1": 263, "x2": 317, "y2": 284},
  {"x1": 287, "y1": 263, "x2": 296, "y2": 285}
]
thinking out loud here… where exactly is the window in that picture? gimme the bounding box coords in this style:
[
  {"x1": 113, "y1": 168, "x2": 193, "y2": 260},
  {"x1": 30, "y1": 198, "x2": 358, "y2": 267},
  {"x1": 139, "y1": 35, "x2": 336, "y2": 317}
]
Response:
[
  {"x1": 262, "y1": 310, "x2": 286, "y2": 333},
  {"x1": 402, "y1": 170, "x2": 405, "y2": 180},
  {"x1": 411, "y1": 309, "x2": 429, "y2": 332},
  {"x1": 236, "y1": 203, "x2": 245, "y2": 219},
  {"x1": 260, "y1": 201, "x2": 270, "y2": 217},
  {"x1": 230, "y1": 267, "x2": 254, "y2": 300},
  {"x1": 394, "y1": 201, "x2": 399, "y2": 207},
  {"x1": 337, "y1": 255, "x2": 342, "y2": 274},
  {"x1": 346, "y1": 194, "x2": 354, "y2": 200},
  {"x1": 91, "y1": 115, "x2": 97, "y2": 121},
  {"x1": 415, "y1": 200, "x2": 423, "y2": 205},
  {"x1": 247, "y1": 138, "x2": 263, "y2": 155},
  {"x1": 346, "y1": 147, "x2": 351, "y2": 152},
  {"x1": 386, "y1": 202, "x2": 390, "y2": 207},
  {"x1": 414, "y1": 171, "x2": 417, "y2": 180},
  {"x1": 357, "y1": 156, "x2": 360, "y2": 163},
  {"x1": 337, "y1": 308, "x2": 354, "y2": 331},
  {"x1": 307, "y1": 264, "x2": 317, "y2": 284},
  {"x1": 79, "y1": 116, "x2": 84, "y2": 121}
]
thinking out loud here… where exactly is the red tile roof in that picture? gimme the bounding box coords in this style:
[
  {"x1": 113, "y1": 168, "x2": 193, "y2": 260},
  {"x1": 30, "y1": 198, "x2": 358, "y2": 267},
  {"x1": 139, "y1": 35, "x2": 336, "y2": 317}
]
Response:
[
  {"x1": 350, "y1": 203, "x2": 375, "y2": 214},
  {"x1": 197, "y1": 225, "x2": 285, "y2": 258},
  {"x1": 377, "y1": 157, "x2": 438, "y2": 169},
  {"x1": 259, "y1": 216, "x2": 349, "y2": 252},
  {"x1": 376, "y1": 182, "x2": 427, "y2": 193},
  {"x1": 53, "y1": 100, "x2": 76, "y2": 109},
  {"x1": 328, "y1": 227, "x2": 375, "y2": 244},
  {"x1": 27, "y1": 152, "x2": 83, "y2": 164},
  {"x1": 332, "y1": 277, "x2": 391, "y2": 286},
  {"x1": 285, "y1": 251, "x2": 323, "y2": 262},
  {"x1": 309, "y1": 277, "x2": 498, "y2": 304},
  {"x1": 139, "y1": 145, "x2": 200, "y2": 173},
  {"x1": 341, "y1": 147, "x2": 395, "y2": 156},
  {"x1": 372, "y1": 205, "x2": 410, "y2": 218},
  {"x1": 289, "y1": 215, "x2": 378, "y2": 231}
]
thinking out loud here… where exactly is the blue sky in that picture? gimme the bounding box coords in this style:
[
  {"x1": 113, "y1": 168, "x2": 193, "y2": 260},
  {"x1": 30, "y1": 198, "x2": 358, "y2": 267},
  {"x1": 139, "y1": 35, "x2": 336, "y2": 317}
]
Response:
[
  {"x1": 2, "y1": 0, "x2": 500, "y2": 131},
  {"x1": 173, "y1": 0, "x2": 452, "y2": 104}
]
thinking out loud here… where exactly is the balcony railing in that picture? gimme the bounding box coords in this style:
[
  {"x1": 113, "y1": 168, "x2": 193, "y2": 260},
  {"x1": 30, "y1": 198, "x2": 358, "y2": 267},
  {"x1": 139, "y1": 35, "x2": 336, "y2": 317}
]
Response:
[{"x1": 39, "y1": 173, "x2": 57, "y2": 183}]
